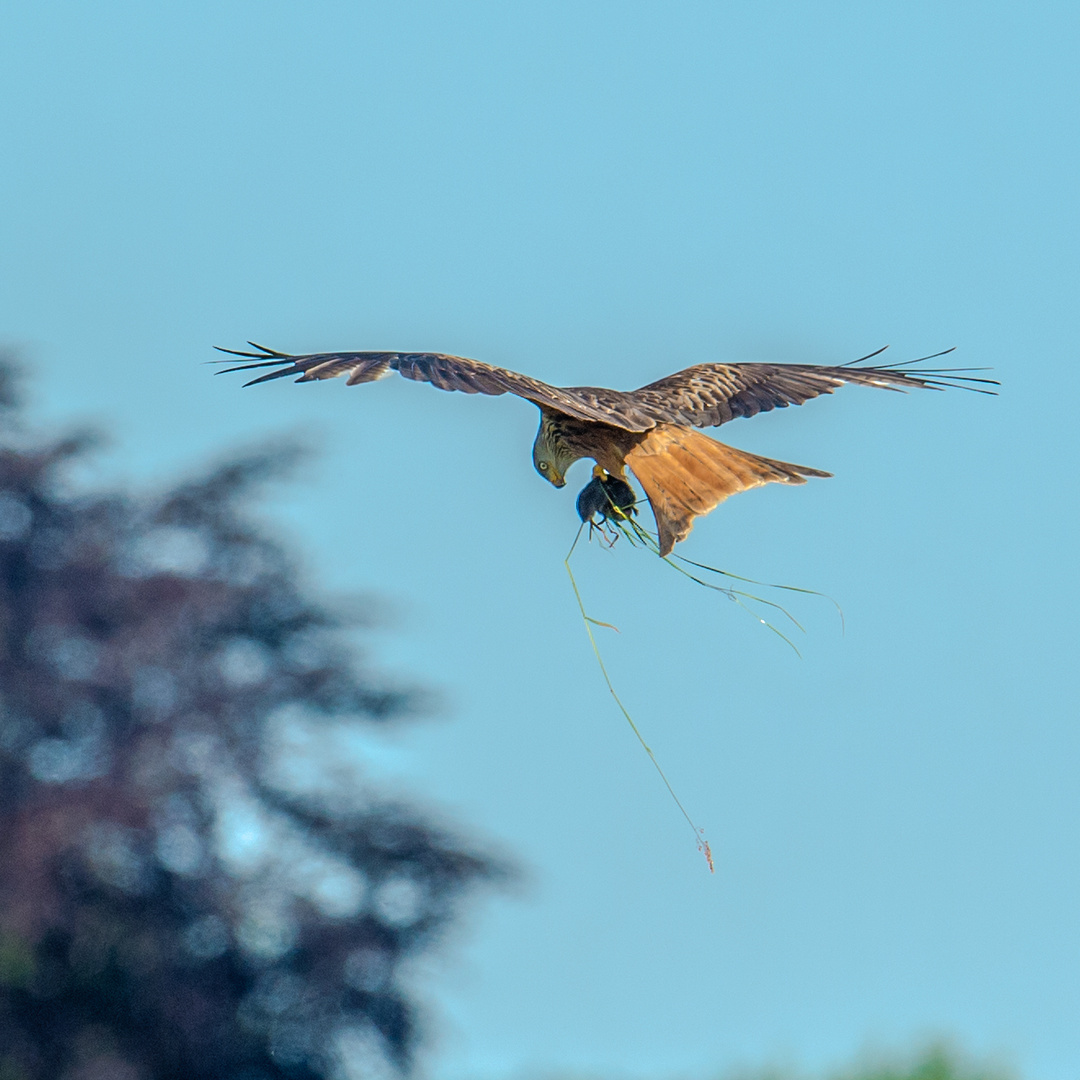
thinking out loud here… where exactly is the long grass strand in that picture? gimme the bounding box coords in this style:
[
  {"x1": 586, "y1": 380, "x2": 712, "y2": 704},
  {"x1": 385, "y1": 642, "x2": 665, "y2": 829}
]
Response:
[{"x1": 565, "y1": 527, "x2": 714, "y2": 872}]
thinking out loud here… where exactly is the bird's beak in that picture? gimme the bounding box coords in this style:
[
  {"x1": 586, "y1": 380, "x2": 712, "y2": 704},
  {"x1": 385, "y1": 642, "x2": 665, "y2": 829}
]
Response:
[{"x1": 552, "y1": 475, "x2": 567, "y2": 488}]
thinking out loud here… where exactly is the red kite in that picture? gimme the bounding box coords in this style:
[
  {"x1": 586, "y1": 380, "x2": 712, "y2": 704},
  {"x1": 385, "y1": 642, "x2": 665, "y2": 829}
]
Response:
[{"x1": 217, "y1": 344, "x2": 993, "y2": 555}]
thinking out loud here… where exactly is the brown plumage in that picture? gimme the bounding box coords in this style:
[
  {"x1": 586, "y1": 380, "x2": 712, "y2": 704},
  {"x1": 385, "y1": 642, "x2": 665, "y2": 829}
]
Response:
[
  {"x1": 216, "y1": 343, "x2": 995, "y2": 555},
  {"x1": 624, "y1": 426, "x2": 831, "y2": 555}
]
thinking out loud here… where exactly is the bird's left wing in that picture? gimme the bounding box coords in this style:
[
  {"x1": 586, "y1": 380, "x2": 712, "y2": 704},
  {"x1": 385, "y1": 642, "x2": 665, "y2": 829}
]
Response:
[
  {"x1": 213, "y1": 344, "x2": 646, "y2": 427},
  {"x1": 625, "y1": 349, "x2": 997, "y2": 429}
]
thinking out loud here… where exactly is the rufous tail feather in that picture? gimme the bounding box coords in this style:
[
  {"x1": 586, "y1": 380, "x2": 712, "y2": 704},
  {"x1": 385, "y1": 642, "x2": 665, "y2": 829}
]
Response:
[{"x1": 624, "y1": 424, "x2": 831, "y2": 555}]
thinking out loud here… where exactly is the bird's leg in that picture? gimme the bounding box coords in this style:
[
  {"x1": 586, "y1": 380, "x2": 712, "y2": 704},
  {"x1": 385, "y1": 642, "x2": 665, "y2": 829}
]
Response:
[
  {"x1": 592, "y1": 467, "x2": 624, "y2": 531},
  {"x1": 598, "y1": 475, "x2": 638, "y2": 524}
]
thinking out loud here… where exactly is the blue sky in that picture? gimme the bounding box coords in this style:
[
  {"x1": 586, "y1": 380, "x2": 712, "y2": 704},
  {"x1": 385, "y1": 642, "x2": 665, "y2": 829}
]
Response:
[{"x1": 2, "y1": 2, "x2": 1078, "y2": 1078}]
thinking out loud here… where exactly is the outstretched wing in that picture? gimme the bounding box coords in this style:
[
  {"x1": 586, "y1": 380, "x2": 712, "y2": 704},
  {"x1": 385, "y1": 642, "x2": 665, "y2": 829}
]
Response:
[
  {"x1": 215, "y1": 344, "x2": 996, "y2": 433},
  {"x1": 213, "y1": 344, "x2": 658, "y2": 428},
  {"x1": 624, "y1": 348, "x2": 997, "y2": 429}
]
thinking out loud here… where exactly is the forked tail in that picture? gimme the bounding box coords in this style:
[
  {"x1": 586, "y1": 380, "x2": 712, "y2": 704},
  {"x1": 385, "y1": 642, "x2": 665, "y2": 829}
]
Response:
[{"x1": 624, "y1": 424, "x2": 831, "y2": 555}]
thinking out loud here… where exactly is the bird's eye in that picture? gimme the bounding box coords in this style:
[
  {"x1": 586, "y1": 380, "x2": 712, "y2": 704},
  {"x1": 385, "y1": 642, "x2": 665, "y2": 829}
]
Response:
[{"x1": 538, "y1": 461, "x2": 548, "y2": 471}]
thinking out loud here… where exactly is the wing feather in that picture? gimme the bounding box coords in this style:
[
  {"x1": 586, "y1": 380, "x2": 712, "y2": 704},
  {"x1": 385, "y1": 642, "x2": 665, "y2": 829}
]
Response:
[
  {"x1": 626, "y1": 352, "x2": 997, "y2": 428},
  {"x1": 213, "y1": 346, "x2": 655, "y2": 427}
]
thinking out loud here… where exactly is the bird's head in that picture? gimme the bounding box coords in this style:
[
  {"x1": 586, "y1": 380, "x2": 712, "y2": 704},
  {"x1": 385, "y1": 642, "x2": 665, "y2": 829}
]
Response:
[{"x1": 532, "y1": 423, "x2": 578, "y2": 488}]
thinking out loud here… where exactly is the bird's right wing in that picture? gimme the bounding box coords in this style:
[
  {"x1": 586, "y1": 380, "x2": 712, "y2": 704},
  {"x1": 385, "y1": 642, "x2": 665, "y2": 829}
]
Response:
[{"x1": 213, "y1": 344, "x2": 650, "y2": 427}]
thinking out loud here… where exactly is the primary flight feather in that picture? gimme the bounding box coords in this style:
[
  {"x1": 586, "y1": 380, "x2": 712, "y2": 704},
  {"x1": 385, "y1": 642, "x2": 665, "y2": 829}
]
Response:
[{"x1": 216, "y1": 344, "x2": 995, "y2": 555}]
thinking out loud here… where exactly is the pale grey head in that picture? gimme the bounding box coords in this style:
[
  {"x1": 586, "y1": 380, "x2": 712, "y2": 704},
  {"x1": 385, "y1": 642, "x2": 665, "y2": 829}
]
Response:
[{"x1": 531, "y1": 417, "x2": 582, "y2": 488}]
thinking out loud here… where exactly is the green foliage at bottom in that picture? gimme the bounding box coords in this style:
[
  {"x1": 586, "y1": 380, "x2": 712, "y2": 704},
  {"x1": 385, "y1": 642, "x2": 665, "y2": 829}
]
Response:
[
  {"x1": 730, "y1": 1044, "x2": 1013, "y2": 1080},
  {"x1": 830, "y1": 1044, "x2": 1011, "y2": 1080}
]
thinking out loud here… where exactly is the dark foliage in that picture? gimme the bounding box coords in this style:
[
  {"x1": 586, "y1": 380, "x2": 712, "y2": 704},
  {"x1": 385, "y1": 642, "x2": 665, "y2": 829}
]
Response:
[{"x1": 0, "y1": 361, "x2": 498, "y2": 1080}]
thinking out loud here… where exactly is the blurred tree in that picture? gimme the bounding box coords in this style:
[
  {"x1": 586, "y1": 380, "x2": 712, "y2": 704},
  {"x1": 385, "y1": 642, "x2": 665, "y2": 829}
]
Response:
[{"x1": 0, "y1": 361, "x2": 499, "y2": 1080}]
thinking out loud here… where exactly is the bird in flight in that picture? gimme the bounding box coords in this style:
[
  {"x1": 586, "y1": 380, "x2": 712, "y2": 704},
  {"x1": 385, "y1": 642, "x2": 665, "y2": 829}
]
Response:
[{"x1": 216, "y1": 344, "x2": 994, "y2": 555}]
